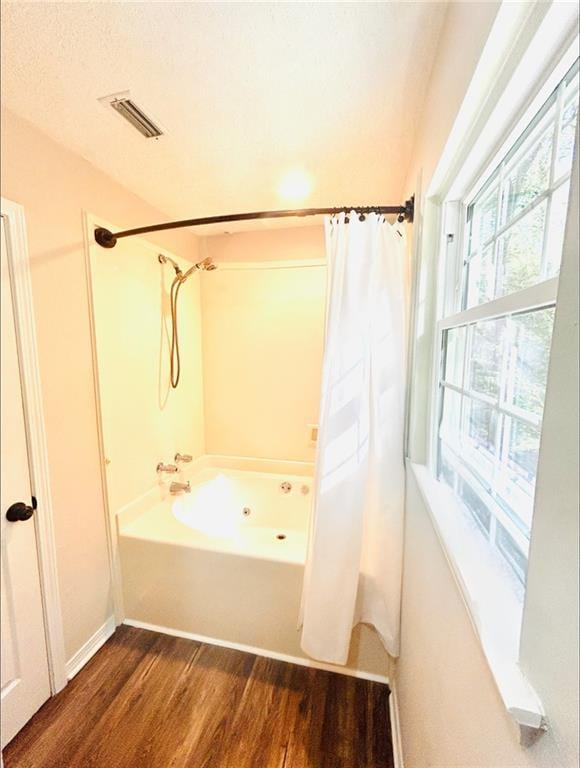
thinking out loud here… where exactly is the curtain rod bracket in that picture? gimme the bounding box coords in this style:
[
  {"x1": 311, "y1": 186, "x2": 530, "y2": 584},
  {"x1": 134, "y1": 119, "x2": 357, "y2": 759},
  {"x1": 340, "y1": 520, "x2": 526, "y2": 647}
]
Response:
[
  {"x1": 95, "y1": 228, "x2": 118, "y2": 248},
  {"x1": 94, "y1": 197, "x2": 414, "y2": 249}
]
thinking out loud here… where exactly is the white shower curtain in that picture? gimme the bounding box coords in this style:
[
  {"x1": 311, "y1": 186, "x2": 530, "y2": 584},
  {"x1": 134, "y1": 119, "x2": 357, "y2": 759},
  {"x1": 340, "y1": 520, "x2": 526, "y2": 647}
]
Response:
[{"x1": 300, "y1": 211, "x2": 407, "y2": 665}]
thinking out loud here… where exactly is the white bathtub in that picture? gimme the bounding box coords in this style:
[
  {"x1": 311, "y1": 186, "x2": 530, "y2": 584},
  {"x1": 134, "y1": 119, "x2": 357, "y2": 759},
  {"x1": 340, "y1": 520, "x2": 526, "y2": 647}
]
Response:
[
  {"x1": 120, "y1": 467, "x2": 311, "y2": 565},
  {"x1": 117, "y1": 460, "x2": 390, "y2": 678}
]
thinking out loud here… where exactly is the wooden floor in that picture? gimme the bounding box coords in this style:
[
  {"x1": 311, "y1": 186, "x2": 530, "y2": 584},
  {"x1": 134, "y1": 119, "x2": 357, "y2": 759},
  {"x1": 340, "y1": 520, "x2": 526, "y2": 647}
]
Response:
[{"x1": 4, "y1": 626, "x2": 394, "y2": 768}]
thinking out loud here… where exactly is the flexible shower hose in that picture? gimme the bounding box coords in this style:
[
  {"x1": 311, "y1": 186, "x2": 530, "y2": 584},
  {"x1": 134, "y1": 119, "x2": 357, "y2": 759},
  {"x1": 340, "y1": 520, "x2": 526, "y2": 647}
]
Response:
[
  {"x1": 164, "y1": 256, "x2": 214, "y2": 388},
  {"x1": 169, "y1": 275, "x2": 185, "y2": 388}
]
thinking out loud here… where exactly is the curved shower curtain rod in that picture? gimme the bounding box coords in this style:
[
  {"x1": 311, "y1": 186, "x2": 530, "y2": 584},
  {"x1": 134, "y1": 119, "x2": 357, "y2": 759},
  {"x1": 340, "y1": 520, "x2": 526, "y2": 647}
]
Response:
[{"x1": 94, "y1": 196, "x2": 415, "y2": 248}]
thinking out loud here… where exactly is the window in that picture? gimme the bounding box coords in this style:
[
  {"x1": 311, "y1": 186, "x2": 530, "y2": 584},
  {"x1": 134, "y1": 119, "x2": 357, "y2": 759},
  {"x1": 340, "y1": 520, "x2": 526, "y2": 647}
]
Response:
[{"x1": 435, "y1": 59, "x2": 579, "y2": 591}]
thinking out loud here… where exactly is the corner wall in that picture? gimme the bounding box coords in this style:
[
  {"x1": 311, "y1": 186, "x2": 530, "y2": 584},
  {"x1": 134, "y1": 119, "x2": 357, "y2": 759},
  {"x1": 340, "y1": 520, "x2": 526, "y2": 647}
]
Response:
[{"x1": 0, "y1": 109, "x2": 199, "y2": 663}]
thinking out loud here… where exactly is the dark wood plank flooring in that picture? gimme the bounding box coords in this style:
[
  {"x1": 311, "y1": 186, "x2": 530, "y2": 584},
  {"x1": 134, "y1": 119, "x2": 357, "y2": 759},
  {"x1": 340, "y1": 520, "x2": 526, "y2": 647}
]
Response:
[{"x1": 4, "y1": 625, "x2": 393, "y2": 768}]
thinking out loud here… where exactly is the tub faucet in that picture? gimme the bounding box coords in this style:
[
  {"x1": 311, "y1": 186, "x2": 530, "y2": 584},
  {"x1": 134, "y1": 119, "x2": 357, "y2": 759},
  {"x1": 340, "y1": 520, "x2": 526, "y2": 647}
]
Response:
[
  {"x1": 175, "y1": 453, "x2": 193, "y2": 463},
  {"x1": 170, "y1": 481, "x2": 191, "y2": 495},
  {"x1": 157, "y1": 462, "x2": 178, "y2": 474}
]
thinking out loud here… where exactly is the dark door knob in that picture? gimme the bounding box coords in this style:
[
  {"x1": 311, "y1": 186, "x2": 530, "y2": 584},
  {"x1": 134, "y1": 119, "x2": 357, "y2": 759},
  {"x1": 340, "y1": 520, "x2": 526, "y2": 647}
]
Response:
[{"x1": 6, "y1": 500, "x2": 35, "y2": 522}]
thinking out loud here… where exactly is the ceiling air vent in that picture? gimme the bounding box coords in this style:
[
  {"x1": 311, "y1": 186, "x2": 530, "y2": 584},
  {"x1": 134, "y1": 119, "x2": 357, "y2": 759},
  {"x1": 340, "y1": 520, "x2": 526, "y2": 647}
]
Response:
[{"x1": 100, "y1": 92, "x2": 163, "y2": 139}]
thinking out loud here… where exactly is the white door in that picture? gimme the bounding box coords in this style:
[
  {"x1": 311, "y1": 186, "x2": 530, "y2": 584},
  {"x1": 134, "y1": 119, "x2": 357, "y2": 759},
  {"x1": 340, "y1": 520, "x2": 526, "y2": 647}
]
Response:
[{"x1": 1, "y1": 216, "x2": 51, "y2": 748}]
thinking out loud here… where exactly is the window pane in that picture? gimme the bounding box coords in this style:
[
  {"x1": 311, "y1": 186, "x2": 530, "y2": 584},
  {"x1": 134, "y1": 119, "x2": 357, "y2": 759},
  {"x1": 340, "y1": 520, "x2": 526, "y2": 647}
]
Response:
[
  {"x1": 467, "y1": 317, "x2": 506, "y2": 398},
  {"x1": 464, "y1": 399, "x2": 497, "y2": 455},
  {"x1": 506, "y1": 417, "x2": 540, "y2": 489},
  {"x1": 467, "y1": 181, "x2": 499, "y2": 256},
  {"x1": 496, "y1": 416, "x2": 540, "y2": 534},
  {"x1": 460, "y1": 60, "x2": 578, "y2": 309},
  {"x1": 439, "y1": 442, "x2": 458, "y2": 491},
  {"x1": 458, "y1": 475, "x2": 491, "y2": 534},
  {"x1": 462, "y1": 397, "x2": 498, "y2": 481},
  {"x1": 437, "y1": 307, "x2": 553, "y2": 582},
  {"x1": 497, "y1": 201, "x2": 547, "y2": 296},
  {"x1": 466, "y1": 245, "x2": 495, "y2": 308},
  {"x1": 440, "y1": 387, "x2": 461, "y2": 447},
  {"x1": 504, "y1": 123, "x2": 554, "y2": 224},
  {"x1": 442, "y1": 326, "x2": 466, "y2": 386},
  {"x1": 508, "y1": 308, "x2": 555, "y2": 418}
]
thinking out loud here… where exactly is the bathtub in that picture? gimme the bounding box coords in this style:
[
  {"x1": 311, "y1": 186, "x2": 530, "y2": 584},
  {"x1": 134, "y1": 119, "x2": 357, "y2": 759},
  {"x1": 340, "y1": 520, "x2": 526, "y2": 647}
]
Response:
[
  {"x1": 118, "y1": 460, "x2": 390, "y2": 679},
  {"x1": 120, "y1": 467, "x2": 311, "y2": 564}
]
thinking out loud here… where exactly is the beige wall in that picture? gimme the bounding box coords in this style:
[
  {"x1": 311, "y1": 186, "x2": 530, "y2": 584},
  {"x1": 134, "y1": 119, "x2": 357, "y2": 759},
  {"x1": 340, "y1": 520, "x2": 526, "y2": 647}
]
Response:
[
  {"x1": 201, "y1": 227, "x2": 326, "y2": 462},
  {"x1": 90, "y1": 229, "x2": 204, "y2": 514},
  {"x1": 403, "y1": 1, "x2": 501, "y2": 198},
  {"x1": 399, "y1": 3, "x2": 579, "y2": 767},
  {"x1": 0, "y1": 109, "x2": 198, "y2": 661},
  {"x1": 204, "y1": 226, "x2": 325, "y2": 263}
]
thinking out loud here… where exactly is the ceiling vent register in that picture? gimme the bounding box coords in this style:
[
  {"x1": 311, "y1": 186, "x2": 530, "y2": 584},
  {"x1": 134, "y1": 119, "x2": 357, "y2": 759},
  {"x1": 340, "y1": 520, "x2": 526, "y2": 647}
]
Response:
[{"x1": 101, "y1": 92, "x2": 163, "y2": 139}]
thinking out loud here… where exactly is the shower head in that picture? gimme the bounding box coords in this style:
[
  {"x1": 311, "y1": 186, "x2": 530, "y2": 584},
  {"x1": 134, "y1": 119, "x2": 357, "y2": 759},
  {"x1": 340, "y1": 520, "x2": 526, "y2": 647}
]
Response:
[
  {"x1": 178, "y1": 257, "x2": 217, "y2": 282},
  {"x1": 160, "y1": 254, "x2": 216, "y2": 283},
  {"x1": 161, "y1": 253, "x2": 216, "y2": 390},
  {"x1": 179, "y1": 256, "x2": 217, "y2": 281},
  {"x1": 196, "y1": 257, "x2": 217, "y2": 271}
]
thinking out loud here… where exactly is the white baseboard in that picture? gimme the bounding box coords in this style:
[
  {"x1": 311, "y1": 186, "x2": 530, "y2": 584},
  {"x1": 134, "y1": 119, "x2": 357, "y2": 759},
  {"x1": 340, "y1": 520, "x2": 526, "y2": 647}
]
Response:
[
  {"x1": 389, "y1": 677, "x2": 404, "y2": 768},
  {"x1": 123, "y1": 618, "x2": 389, "y2": 685},
  {"x1": 65, "y1": 616, "x2": 116, "y2": 680}
]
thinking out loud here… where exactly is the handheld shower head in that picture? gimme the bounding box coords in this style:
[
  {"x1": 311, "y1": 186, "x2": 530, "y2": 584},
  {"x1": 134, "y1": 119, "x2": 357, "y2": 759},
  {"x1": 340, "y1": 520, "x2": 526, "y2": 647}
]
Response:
[
  {"x1": 158, "y1": 252, "x2": 217, "y2": 390},
  {"x1": 160, "y1": 253, "x2": 216, "y2": 279},
  {"x1": 171, "y1": 256, "x2": 217, "y2": 284},
  {"x1": 196, "y1": 257, "x2": 217, "y2": 271}
]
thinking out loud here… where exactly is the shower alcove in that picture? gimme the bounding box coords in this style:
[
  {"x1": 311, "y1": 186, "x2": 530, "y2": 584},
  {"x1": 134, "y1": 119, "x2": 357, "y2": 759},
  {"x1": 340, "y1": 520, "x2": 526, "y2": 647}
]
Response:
[{"x1": 86, "y1": 214, "x2": 391, "y2": 680}]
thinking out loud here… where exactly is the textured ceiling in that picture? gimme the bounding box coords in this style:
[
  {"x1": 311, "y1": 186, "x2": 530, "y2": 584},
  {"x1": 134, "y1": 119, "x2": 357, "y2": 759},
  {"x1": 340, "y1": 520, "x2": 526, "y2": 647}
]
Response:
[{"x1": 1, "y1": 2, "x2": 446, "y2": 233}]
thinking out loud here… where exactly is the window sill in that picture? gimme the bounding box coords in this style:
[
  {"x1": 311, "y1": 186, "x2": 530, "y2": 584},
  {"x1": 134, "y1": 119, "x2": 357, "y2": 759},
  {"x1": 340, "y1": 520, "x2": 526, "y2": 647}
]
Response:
[{"x1": 407, "y1": 460, "x2": 547, "y2": 745}]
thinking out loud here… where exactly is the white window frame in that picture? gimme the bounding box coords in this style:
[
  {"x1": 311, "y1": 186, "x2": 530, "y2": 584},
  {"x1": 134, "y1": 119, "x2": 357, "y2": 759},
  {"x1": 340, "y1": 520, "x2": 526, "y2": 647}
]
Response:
[
  {"x1": 406, "y1": 1, "x2": 579, "y2": 744},
  {"x1": 430, "y1": 54, "x2": 578, "y2": 476},
  {"x1": 429, "y1": 55, "x2": 577, "y2": 574}
]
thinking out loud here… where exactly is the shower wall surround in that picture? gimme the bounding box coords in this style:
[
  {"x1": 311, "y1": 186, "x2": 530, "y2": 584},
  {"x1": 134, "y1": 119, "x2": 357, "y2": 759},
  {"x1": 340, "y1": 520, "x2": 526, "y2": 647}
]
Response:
[
  {"x1": 90, "y1": 228, "x2": 205, "y2": 513},
  {"x1": 91, "y1": 224, "x2": 327, "y2": 511},
  {"x1": 201, "y1": 227, "x2": 326, "y2": 462}
]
